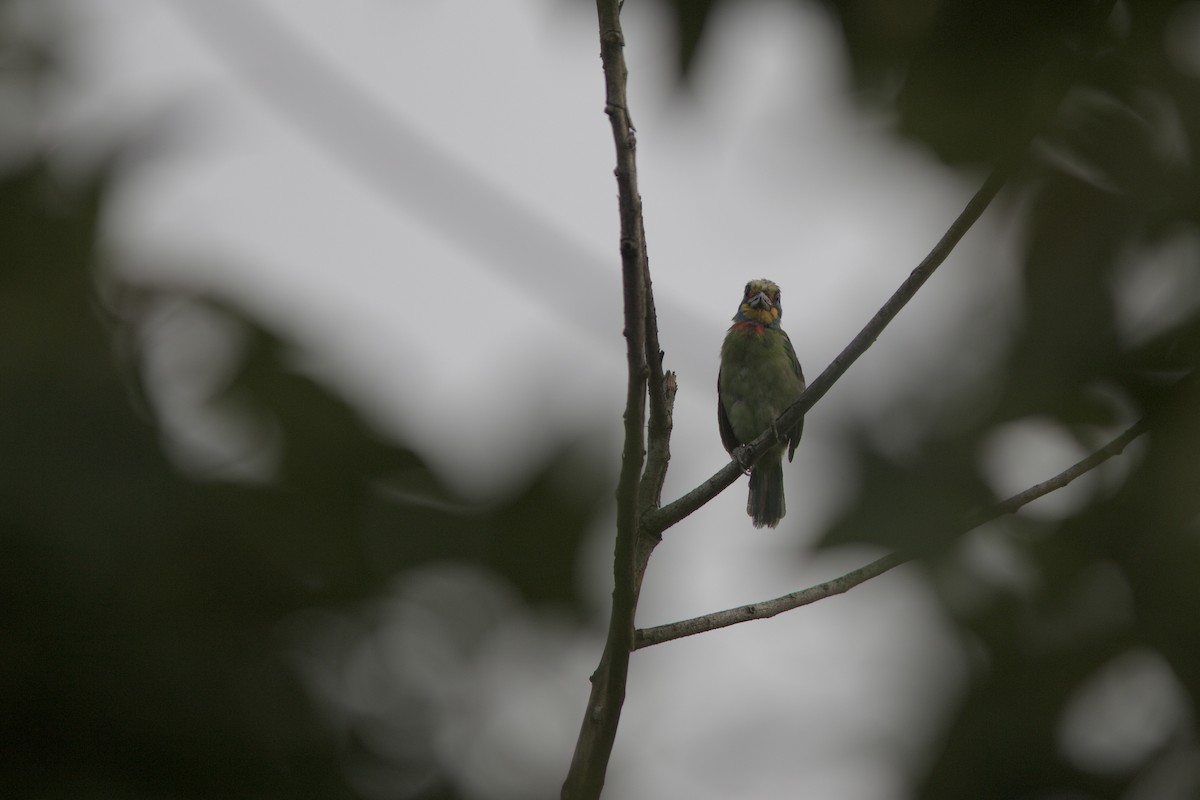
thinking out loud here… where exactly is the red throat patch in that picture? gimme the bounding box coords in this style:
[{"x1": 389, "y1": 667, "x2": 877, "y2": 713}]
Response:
[{"x1": 730, "y1": 321, "x2": 765, "y2": 335}]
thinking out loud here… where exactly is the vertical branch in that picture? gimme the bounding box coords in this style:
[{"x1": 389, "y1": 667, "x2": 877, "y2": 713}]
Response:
[{"x1": 562, "y1": 1, "x2": 658, "y2": 798}]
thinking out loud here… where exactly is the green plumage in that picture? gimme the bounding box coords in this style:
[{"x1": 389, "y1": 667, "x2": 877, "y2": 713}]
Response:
[{"x1": 718, "y1": 280, "x2": 805, "y2": 528}]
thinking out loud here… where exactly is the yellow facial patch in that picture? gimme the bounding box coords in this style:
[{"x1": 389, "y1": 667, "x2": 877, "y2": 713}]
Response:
[{"x1": 738, "y1": 303, "x2": 780, "y2": 325}]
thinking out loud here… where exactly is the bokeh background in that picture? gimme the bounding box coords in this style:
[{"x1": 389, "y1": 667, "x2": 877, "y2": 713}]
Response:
[{"x1": 5, "y1": 0, "x2": 1200, "y2": 798}]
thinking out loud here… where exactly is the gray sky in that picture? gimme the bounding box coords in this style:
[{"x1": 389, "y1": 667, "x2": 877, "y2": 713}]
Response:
[{"x1": 49, "y1": 0, "x2": 1072, "y2": 796}]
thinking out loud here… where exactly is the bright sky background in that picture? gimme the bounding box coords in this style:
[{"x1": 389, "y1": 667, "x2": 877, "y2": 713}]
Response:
[{"x1": 44, "y1": 0, "x2": 1072, "y2": 797}]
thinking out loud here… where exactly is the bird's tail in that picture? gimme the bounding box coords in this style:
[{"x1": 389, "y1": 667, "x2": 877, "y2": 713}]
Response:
[{"x1": 748, "y1": 459, "x2": 785, "y2": 528}]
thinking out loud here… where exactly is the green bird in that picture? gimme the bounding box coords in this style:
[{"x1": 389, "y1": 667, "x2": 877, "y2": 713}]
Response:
[{"x1": 718, "y1": 279, "x2": 806, "y2": 528}]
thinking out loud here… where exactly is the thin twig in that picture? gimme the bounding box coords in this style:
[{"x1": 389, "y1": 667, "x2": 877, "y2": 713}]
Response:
[
  {"x1": 638, "y1": 269, "x2": 673, "y2": 519},
  {"x1": 638, "y1": 207, "x2": 674, "y2": 524},
  {"x1": 634, "y1": 416, "x2": 1150, "y2": 649}
]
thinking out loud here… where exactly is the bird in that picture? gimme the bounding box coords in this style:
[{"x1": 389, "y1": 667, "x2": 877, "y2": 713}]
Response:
[{"x1": 718, "y1": 279, "x2": 806, "y2": 528}]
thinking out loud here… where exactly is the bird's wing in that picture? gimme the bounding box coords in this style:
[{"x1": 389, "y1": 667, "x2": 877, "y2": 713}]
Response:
[
  {"x1": 716, "y1": 367, "x2": 741, "y2": 455},
  {"x1": 783, "y1": 331, "x2": 805, "y2": 461}
]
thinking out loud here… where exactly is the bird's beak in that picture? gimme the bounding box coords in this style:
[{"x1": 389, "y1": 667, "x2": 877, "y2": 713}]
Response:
[{"x1": 747, "y1": 291, "x2": 772, "y2": 309}]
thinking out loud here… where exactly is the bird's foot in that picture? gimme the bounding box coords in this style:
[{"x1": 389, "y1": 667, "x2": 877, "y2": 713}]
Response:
[{"x1": 732, "y1": 445, "x2": 753, "y2": 473}]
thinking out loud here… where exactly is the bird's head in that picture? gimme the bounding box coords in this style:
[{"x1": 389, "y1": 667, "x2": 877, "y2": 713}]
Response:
[{"x1": 733, "y1": 279, "x2": 783, "y2": 327}]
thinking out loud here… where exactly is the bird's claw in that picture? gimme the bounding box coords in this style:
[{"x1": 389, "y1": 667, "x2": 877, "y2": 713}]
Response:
[{"x1": 732, "y1": 445, "x2": 753, "y2": 474}]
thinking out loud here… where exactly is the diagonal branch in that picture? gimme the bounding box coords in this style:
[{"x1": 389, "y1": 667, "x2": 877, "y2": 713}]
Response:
[
  {"x1": 634, "y1": 416, "x2": 1151, "y2": 649},
  {"x1": 645, "y1": 157, "x2": 1014, "y2": 534}
]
